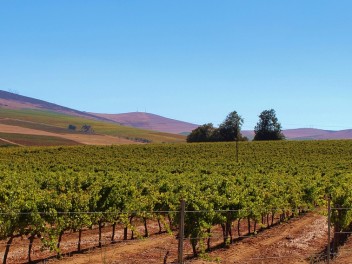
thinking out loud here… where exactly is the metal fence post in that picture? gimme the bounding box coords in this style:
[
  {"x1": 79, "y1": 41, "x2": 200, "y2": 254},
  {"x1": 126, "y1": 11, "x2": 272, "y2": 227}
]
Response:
[
  {"x1": 178, "y1": 199, "x2": 185, "y2": 264},
  {"x1": 327, "y1": 196, "x2": 331, "y2": 264}
]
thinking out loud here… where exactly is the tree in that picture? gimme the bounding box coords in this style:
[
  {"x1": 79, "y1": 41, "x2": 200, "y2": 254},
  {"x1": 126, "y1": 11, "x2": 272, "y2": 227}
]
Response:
[
  {"x1": 187, "y1": 123, "x2": 216, "y2": 143},
  {"x1": 68, "y1": 124, "x2": 77, "y2": 131},
  {"x1": 218, "y1": 111, "x2": 244, "y2": 141},
  {"x1": 253, "y1": 109, "x2": 285, "y2": 140},
  {"x1": 80, "y1": 124, "x2": 94, "y2": 134},
  {"x1": 187, "y1": 111, "x2": 246, "y2": 143}
]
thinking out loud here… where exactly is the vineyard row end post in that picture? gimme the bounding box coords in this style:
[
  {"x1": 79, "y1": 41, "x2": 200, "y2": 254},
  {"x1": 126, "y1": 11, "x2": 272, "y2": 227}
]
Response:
[
  {"x1": 327, "y1": 195, "x2": 331, "y2": 264},
  {"x1": 178, "y1": 199, "x2": 185, "y2": 264}
]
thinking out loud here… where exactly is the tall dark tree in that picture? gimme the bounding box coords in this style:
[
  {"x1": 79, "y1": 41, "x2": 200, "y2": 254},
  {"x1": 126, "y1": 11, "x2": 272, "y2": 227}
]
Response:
[
  {"x1": 254, "y1": 109, "x2": 285, "y2": 140},
  {"x1": 186, "y1": 123, "x2": 216, "y2": 143},
  {"x1": 187, "y1": 111, "x2": 246, "y2": 143},
  {"x1": 218, "y1": 111, "x2": 244, "y2": 141}
]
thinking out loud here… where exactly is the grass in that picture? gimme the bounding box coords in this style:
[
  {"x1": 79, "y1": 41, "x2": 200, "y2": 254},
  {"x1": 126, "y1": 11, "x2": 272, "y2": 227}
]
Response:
[{"x1": 0, "y1": 109, "x2": 186, "y2": 143}]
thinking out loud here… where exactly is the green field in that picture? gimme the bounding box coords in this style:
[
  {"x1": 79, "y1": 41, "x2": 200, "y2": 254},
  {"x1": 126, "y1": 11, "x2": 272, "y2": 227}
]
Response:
[
  {"x1": 0, "y1": 108, "x2": 185, "y2": 144},
  {"x1": 0, "y1": 140, "x2": 352, "y2": 261}
]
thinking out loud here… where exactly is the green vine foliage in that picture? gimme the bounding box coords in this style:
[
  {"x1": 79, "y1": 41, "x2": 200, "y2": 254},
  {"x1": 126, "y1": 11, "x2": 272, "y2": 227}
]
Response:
[{"x1": 0, "y1": 140, "x2": 351, "y2": 261}]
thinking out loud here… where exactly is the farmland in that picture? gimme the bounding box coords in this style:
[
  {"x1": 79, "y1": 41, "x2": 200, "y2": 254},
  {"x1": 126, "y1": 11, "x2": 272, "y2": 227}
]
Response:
[
  {"x1": 0, "y1": 109, "x2": 186, "y2": 145},
  {"x1": 0, "y1": 140, "x2": 352, "y2": 263}
]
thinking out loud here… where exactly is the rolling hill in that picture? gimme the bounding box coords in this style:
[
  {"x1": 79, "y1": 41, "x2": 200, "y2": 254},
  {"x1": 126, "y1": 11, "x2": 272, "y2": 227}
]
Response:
[
  {"x1": 91, "y1": 112, "x2": 199, "y2": 134},
  {"x1": 242, "y1": 128, "x2": 352, "y2": 140},
  {"x1": 0, "y1": 90, "x2": 351, "y2": 144},
  {"x1": 0, "y1": 90, "x2": 185, "y2": 146},
  {"x1": 283, "y1": 128, "x2": 352, "y2": 140},
  {"x1": 0, "y1": 90, "x2": 110, "y2": 121}
]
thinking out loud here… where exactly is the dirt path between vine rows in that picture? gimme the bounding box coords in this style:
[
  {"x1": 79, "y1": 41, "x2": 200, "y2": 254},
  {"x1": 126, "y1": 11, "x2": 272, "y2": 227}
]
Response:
[
  {"x1": 39, "y1": 212, "x2": 334, "y2": 264},
  {"x1": 191, "y1": 212, "x2": 328, "y2": 264},
  {"x1": 332, "y1": 235, "x2": 352, "y2": 264}
]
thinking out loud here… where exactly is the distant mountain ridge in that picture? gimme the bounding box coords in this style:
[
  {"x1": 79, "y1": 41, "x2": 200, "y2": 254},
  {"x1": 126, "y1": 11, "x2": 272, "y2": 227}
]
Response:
[
  {"x1": 0, "y1": 90, "x2": 110, "y2": 122},
  {"x1": 0, "y1": 90, "x2": 186, "y2": 145},
  {"x1": 91, "y1": 112, "x2": 199, "y2": 134},
  {"x1": 0, "y1": 90, "x2": 198, "y2": 135},
  {"x1": 242, "y1": 128, "x2": 352, "y2": 140},
  {"x1": 283, "y1": 128, "x2": 352, "y2": 140},
  {"x1": 0, "y1": 90, "x2": 351, "y2": 140}
]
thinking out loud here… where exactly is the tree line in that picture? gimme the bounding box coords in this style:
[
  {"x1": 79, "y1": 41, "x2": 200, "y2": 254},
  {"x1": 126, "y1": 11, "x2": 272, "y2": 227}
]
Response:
[{"x1": 187, "y1": 109, "x2": 285, "y2": 142}]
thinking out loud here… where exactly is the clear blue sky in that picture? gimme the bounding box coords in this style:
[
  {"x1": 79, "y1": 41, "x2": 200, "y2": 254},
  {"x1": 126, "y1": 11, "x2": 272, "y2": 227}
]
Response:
[{"x1": 1, "y1": 0, "x2": 351, "y2": 130}]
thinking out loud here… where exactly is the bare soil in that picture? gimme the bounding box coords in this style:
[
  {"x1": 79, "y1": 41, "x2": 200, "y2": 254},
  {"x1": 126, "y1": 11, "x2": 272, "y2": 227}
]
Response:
[
  {"x1": 191, "y1": 212, "x2": 328, "y2": 264},
  {"x1": 332, "y1": 235, "x2": 352, "y2": 264},
  {"x1": 2, "y1": 211, "x2": 347, "y2": 264}
]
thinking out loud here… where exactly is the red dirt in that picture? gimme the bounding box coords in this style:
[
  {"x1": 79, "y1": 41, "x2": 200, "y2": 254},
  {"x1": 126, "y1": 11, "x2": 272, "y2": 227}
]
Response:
[
  {"x1": 191, "y1": 212, "x2": 328, "y2": 264},
  {"x1": 332, "y1": 235, "x2": 352, "y2": 264},
  {"x1": 2, "y1": 212, "x2": 345, "y2": 264}
]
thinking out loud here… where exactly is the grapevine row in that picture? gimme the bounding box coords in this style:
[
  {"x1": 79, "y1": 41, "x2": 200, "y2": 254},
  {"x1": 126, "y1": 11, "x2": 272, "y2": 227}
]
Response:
[{"x1": 0, "y1": 140, "x2": 351, "y2": 262}]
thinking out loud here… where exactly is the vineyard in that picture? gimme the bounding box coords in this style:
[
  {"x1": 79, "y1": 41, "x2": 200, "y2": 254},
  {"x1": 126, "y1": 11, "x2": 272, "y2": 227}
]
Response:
[{"x1": 0, "y1": 140, "x2": 352, "y2": 263}]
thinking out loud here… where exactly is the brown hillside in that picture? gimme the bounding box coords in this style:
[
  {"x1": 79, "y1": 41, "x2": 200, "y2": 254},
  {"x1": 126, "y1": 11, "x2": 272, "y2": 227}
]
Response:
[
  {"x1": 312, "y1": 129, "x2": 352, "y2": 139},
  {"x1": 243, "y1": 128, "x2": 352, "y2": 140},
  {"x1": 284, "y1": 128, "x2": 352, "y2": 140},
  {"x1": 91, "y1": 112, "x2": 199, "y2": 134},
  {"x1": 2, "y1": 90, "x2": 351, "y2": 139},
  {"x1": 283, "y1": 128, "x2": 329, "y2": 138},
  {"x1": 0, "y1": 90, "x2": 110, "y2": 121},
  {"x1": 0, "y1": 123, "x2": 137, "y2": 145}
]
